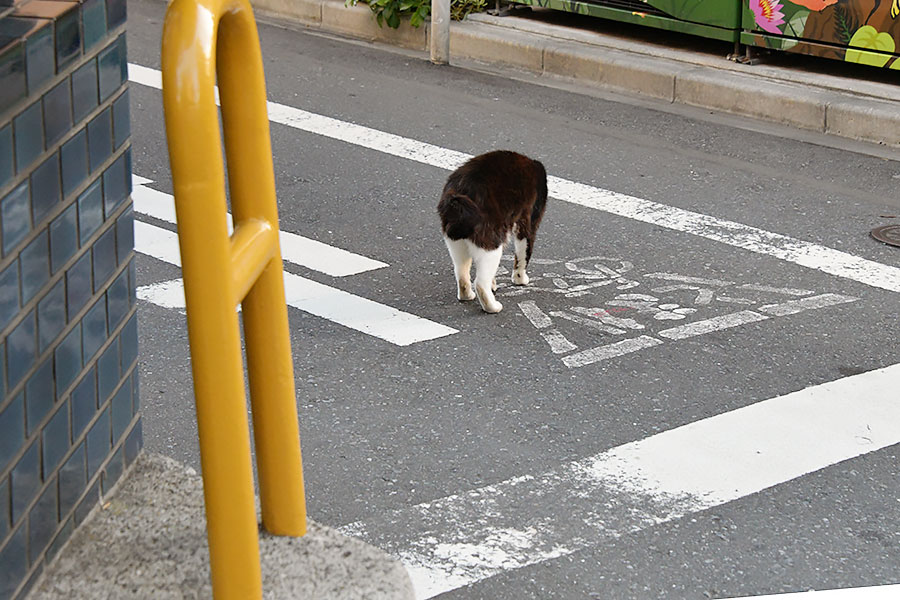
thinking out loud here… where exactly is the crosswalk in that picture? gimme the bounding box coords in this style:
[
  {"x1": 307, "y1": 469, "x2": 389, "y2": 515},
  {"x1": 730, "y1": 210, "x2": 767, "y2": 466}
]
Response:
[{"x1": 132, "y1": 176, "x2": 457, "y2": 346}]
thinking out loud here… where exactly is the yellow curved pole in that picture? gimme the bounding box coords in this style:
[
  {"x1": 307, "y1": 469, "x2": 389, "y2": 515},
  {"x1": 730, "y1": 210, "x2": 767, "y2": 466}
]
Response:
[{"x1": 161, "y1": 0, "x2": 307, "y2": 596}]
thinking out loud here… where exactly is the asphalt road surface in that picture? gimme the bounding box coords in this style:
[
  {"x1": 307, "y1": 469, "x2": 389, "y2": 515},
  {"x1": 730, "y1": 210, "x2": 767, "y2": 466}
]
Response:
[{"x1": 125, "y1": 0, "x2": 900, "y2": 597}]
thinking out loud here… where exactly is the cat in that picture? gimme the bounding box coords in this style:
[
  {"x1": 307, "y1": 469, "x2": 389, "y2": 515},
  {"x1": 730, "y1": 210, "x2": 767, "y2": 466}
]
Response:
[{"x1": 437, "y1": 150, "x2": 548, "y2": 314}]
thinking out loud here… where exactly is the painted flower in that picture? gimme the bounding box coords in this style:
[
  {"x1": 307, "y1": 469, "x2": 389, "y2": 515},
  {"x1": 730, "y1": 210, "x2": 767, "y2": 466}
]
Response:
[
  {"x1": 749, "y1": 0, "x2": 785, "y2": 34},
  {"x1": 787, "y1": 0, "x2": 837, "y2": 11}
]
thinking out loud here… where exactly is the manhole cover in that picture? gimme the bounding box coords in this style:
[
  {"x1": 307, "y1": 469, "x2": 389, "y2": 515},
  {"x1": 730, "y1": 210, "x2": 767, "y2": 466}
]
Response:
[{"x1": 871, "y1": 224, "x2": 900, "y2": 248}]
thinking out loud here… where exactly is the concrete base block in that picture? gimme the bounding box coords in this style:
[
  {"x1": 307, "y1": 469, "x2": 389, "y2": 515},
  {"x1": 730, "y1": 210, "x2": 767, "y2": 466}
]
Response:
[
  {"x1": 29, "y1": 453, "x2": 414, "y2": 600},
  {"x1": 826, "y1": 99, "x2": 900, "y2": 147}
]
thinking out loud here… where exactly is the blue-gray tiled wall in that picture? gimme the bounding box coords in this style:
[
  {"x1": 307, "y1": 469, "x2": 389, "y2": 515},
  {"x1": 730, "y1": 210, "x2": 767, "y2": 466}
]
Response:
[{"x1": 0, "y1": 0, "x2": 137, "y2": 598}]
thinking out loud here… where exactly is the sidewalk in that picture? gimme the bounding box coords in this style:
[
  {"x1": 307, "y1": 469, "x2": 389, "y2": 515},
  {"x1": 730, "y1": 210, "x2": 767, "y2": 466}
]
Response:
[
  {"x1": 28, "y1": 454, "x2": 415, "y2": 600},
  {"x1": 251, "y1": 0, "x2": 900, "y2": 149}
]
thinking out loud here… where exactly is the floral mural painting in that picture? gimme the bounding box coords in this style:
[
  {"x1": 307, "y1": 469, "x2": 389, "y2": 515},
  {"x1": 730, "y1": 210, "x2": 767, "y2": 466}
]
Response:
[
  {"x1": 745, "y1": 0, "x2": 900, "y2": 67},
  {"x1": 749, "y1": 0, "x2": 786, "y2": 32}
]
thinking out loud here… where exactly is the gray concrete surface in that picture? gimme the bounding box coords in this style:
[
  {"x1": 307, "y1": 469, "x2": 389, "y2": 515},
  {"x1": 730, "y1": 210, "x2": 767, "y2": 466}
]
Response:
[
  {"x1": 249, "y1": 0, "x2": 900, "y2": 148},
  {"x1": 28, "y1": 453, "x2": 414, "y2": 600}
]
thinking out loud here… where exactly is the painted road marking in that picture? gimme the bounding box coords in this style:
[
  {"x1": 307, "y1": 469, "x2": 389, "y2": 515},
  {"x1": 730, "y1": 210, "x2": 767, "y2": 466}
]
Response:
[
  {"x1": 506, "y1": 256, "x2": 858, "y2": 367},
  {"x1": 132, "y1": 176, "x2": 387, "y2": 277},
  {"x1": 337, "y1": 363, "x2": 900, "y2": 599},
  {"x1": 129, "y1": 63, "x2": 900, "y2": 295},
  {"x1": 132, "y1": 182, "x2": 456, "y2": 346}
]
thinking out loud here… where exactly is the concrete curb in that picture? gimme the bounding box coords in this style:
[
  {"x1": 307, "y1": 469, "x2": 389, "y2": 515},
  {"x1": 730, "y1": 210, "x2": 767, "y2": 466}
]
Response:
[
  {"x1": 29, "y1": 453, "x2": 414, "y2": 600},
  {"x1": 250, "y1": 0, "x2": 900, "y2": 148}
]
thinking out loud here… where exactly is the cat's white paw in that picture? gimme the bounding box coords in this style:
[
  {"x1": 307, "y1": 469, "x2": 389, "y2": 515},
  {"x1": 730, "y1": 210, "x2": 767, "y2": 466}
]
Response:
[
  {"x1": 512, "y1": 271, "x2": 530, "y2": 286},
  {"x1": 475, "y1": 287, "x2": 503, "y2": 313},
  {"x1": 492, "y1": 277, "x2": 498, "y2": 292}
]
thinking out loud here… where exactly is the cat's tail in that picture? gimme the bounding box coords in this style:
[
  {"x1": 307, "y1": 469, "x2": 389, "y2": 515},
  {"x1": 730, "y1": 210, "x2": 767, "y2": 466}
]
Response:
[{"x1": 438, "y1": 194, "x2": 481, "y2": 239}]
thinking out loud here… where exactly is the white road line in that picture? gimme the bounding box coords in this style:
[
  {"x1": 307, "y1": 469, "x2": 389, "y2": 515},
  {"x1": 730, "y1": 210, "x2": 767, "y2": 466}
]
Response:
[
  {"x1": 132, "y1": 177, "x2": 387, "y2": 277},
  {"x1": 338, "y1": 363, "x2": 900, "y2": 599},
  {"x1": 561, "y1": 335, "x2": 662, "y2": 368},
  {"x1": 759, "y1": 293, "x2": 858, "y2": 317},
  {"x1": 136, "y1": 279, "x2": 186, "y2": 310},
  {"x1": 539, "y1": 329, "x2": 577, "y2": 354},
  {"x1": 657, "y1": 310, "x2": 770, "y2": 340},
  {"x1": 129, "y1": 63, "x2": 900, "y2": 295},
  {"x1": 133, "y1": 219, "x2": 456, "y2": 345},
  {"x1": 518, "y1": 300, "x2": 552, "y2": 329}
]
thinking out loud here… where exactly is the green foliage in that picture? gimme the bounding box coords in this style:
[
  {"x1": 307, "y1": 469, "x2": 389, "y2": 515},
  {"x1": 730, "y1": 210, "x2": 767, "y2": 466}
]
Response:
[
  {"x1": 347, "y1": 0, "x2": 486, "y2": 29},
  {"x1": 451, "y1": 0, "x2": 488, "y2": 21}
]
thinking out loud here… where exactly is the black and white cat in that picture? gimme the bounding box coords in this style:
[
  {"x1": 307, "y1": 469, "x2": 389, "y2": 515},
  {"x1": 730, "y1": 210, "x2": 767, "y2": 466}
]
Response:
[{"x1": 437, "y1": 150, "x2": 548, "y2": 313}]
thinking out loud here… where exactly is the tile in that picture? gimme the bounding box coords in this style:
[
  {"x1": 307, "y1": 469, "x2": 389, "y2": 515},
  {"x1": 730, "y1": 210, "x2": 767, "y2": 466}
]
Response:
[
  {"x1": 0, "y1": 523, "x2": 27, "y2": 600},
  {"x1": 30, "y1": 152, "x2": 61, "y2": 225},
  {"x1": 25, "y1": 357, "x2": 54, "y2": 435},
  {"x1": 19, "y1": 229, "x2": 50, "y2": 303},
  {"x1": 130, "y1": 368, "x2": 139, "y2": 414},
  {"x1": 42, "y1": 399, "x2": 69, "y2": 477},
  {"x1": 0, "y1": 40, "x2": 26, "y2": 115},
  {"x1": 87, "y1": 108, "x2": 111, "y2": 172},
  {"x1": 18, "y1": 19, "x2": 53, "y2": 94},
  {"x1": 0, "y1": 476, "x2": 8, "y2": 539},
  {"x1": 60, "y1": 128, "x2": 88, "y2": 198},
  {"x1": 0, "y1": 260, "x2": 19, "y2": 330},
  {"x1": 100, "y1": 445, "x2": 122, "y2": 495},
  {"x1": 42, "y1": 79, "x2": 72, "y2": 147},
  {"x1": 65, "y1": 251, "x2": 92, "y2": 319},
  {"x1": 28, "y1": 478, "x2": 58, "y2": 562},
  {"x1": 102, "y1": 151, "x2": 126, "y2": 216},
  {"x1": 114, "y1": 205, "x2": 132, "y2": 263},
  {"x1": 45, "y1": 515, "x2": 73, "y2": 562},
  {"x1": 81, "y1": 0, "x2": 106, "y2": 51},
  {"x1": 105, "y1": 0, "x2": 125, "y2": 29},
  {"x1": 91, "y1": 225, "x2": 116, "y2": 290},
  {"x1": 96, "y1": 38, "x2": 121, "y2": 102},
  {"x1": 58, "y1": 443, "x2": 85, "y2": 518},
  {"x1": 85, "y1": 405, "x2": 108, "y2": 478},
  {"x1": 119, "y1": 312, "x2": 136, "y2": 370},
  {"x1": 124, "y1": 147, "x2": 131, "y2": 195},
  {"x1": 96, "y1": 337, "x2": 117, "y2": 403},
  {"x1": 81, "y1": 296, "x2": 106, "y2": 362},
  {"x1": 73, "y1": 479, "x2": 97, "y2": 525},
  {"x1": 0, "y1": 123, "x2": 13, "y2": 189},
  {"x1": 127, "y1": 257, "x2": 134, "y2": 305},
  {"x1": 77, "y1": 178, "x2": 102, "y2": 245},
  {"x1": 49, "y1": 202, "x2": 77, "y2": 273},
  {"x1": 106, "y1": 267, "x2": 127, "y2": 329},
  {"x1": 112, "y1": 89, "x2": 129, "y2": 149},
  {"x1": 110, "y1": 376, "x2": 130, "y2": 443},
  {"x1": 54, "y1": 3, "x2": 82, "y2": 70},
  {"x1": 70, "y1": 59, "x2": 98, "y2": 124},
  {"x1": 55, "y1": 323, "x2": 82, "y2": 394},
  {"x1": 69, "y1": 364, "x2": 94, "y2": 439},
  {"x1": 13, "y1": 100, "x2": 43, "y2": 173},
  {"x1": 0, "y1": 341, "x2": 4, "y2": 399},
  {"x1": 0, "y1": 391, "x2": 24, "y2": 473},
  {"x1": 11, "y1": 439, "x2": 40, "y2": 523},
  {"x1": 117, "y1": 35, "x2": 127, "y2": 83},
  {"x1": 2, "y1": 181, "x2": 30, "y2": 256},
  {"x1": 37, "y1": 278, "x2": 64, "y2": 353},
  {"x1": 7, "y1": 310, "x2": 35, "y2": 389},
  {"x1": 123, "y1": 415, "x2": 140, "y2": 465}
]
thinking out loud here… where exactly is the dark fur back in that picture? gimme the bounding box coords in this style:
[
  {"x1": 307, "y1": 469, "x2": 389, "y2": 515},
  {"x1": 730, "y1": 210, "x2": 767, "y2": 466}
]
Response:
[{"x1": 437, "y1": 151, "x2": 547, "y2": 251}]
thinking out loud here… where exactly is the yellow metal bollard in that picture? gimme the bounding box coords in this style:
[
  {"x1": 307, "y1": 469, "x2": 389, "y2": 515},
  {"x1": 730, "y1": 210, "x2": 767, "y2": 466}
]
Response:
[{"x1": 161, "y1": 0, "x2": 307, "y2": 597}]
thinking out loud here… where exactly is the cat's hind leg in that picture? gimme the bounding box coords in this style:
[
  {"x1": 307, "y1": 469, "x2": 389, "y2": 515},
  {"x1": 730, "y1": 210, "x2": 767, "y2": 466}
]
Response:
[
  {"x1": 444, "y1": 237, "x2": 475, "y2": 301},
  {"x1": 512, "y1": 236, "x2": 530, "y2": 285},
  {"x1": 471, "y1": 244, "x2": 504, "y2": 313}
]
